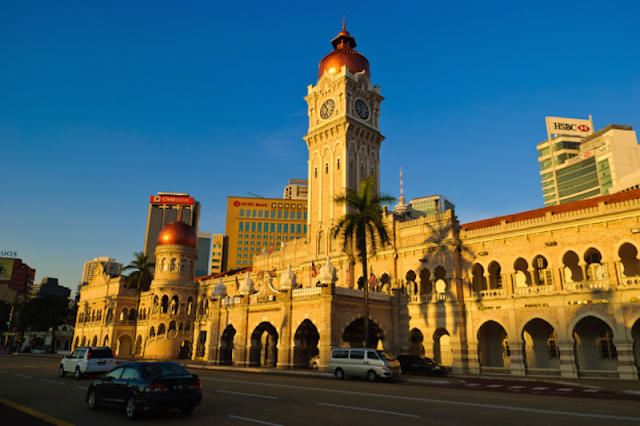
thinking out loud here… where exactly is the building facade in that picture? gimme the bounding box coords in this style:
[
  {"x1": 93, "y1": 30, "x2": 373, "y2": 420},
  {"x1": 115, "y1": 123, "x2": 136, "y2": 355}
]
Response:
[
  {"x1": 210, "y1": 234, "x2": 225, "y2": 274},
  {"x1": 283, "y1": 179, "x2": 308, "y2": 200},
  {"x1": 538, "y1": 122, "x2": 639, "y2": 206},
  {"x1": 223, "y1": 196, "x2": 307, "y2": 269},
  {"x1": 196, "y1": 232, "x2": 212, "y2": 277},
  {"x1": 82, "y1": 257, "x2": 122, "y2": 285},
  {"x1": 72, "y1": 24, "x2": 640, "y2": 380},
  {"x1": 143, "y1": 192, "x2": 200, "y2": 264},
  {"x1": 0, "y1": 257, "x2": 35, "y2": 298}
]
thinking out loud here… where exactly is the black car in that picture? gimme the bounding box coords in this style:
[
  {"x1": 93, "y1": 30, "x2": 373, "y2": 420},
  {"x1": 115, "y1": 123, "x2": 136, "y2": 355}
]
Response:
[
  {"x1": 86, "y1": 361, "x2": 202, "y2": 420},
  {"x1": 397, "y1": 355, "x2": 448, "y2": 377}
]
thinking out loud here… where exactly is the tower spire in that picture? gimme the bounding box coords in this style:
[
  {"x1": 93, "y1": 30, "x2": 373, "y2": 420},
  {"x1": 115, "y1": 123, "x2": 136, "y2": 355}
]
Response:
[
  {"x1": 400, "y1": 167, "x2": 404, "y2": 198},
  {"x1": 343, "y1": 15, "x2": 346, "y2": 31}
]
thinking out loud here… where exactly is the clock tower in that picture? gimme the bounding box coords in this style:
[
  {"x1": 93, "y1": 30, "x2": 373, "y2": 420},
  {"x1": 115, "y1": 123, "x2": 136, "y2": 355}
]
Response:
[{"x1": 304, "y1": 23, "x2": 385, "y2": 259}]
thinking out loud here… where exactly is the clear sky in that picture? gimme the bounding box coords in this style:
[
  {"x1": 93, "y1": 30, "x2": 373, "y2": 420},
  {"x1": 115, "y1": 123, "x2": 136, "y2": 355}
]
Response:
[{"x1": 2, "y1": 1, "x2": 639, "y2": 295}]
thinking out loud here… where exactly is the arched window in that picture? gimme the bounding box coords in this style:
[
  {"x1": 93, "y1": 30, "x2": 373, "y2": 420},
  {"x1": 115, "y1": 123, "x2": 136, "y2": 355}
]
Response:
[
  {"x1": 158, "y1": 323, "x2": 166, "y2": 335},
  {"x1": 170, "y1": 259, "x2": 176, "y2": 272},
  {"x1": 149, "y1": 326, "x2": 156, "y2": 338},
  {"x1": 533, "y1": 255, "x2": 552, "y2": 286},
  {"x1": 171, "y1": 296, "x2": 179, "y2": 315},
  {"x1": 314, "y1": 167, "x2": 318, "y2": 178},
  {"x1": 337, "y1": 158, "x2": 341, "y2": 170},
  {"x1": 161, "y1": 295, "x2": 169, "y2": 313},
  {"x1": 187, "y1": 297, "x2": 193, "y2": 315},
  {"x1": 597, "y1": 328, "x2": 617, "y2": 359},
  {"x1": 318, "y1": 230, "x2": 325, "y2": 255},
  {"x1": 325, "y1": 163, "x2": 329, "y2": 174},
  {"x1": 585, "y1": 249, "x2": 606, "y2": 281}
]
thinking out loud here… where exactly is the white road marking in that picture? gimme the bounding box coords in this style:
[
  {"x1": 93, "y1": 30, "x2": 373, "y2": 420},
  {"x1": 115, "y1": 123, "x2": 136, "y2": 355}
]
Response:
[
  {"x1": 217, "y1": 390, "x2": 278, "y2": 399},
  {"x1": 557, "y1": 388, "x2": 574, "y2": 392},
  {"x1": 464, "y1": 383, "x2": 481, "y2": 386},
  {"x1": 485, "y1": 384, "x2": 503, "y2": 388},
  {"x1": 40, "y1": 379, "x2": 65, "y2": 385},
  {"x1": 204, "y1": 377, "x2": 640, "y2": 421},
  {"x1": 318, "y1": 402, "x2": 420, "y2": 418},
  {"x1": 14, "y1": 374, "x2": 31, "y2": 378},
  {"x1": 508, "y1": 386, "x2": 526, "y2": 389},
  {"x1": 78, "y1": 386, "x2": 88, "y2": 390},
  {"x1": 531, "y1": 387, "x2": 549, "y2": 391},
  {"x1": 0, "y1": 371, "x2": 7, "y2": 374},
  {"x1": 583, "y1": 389, "x2": 599, "y2": 393},
  {"x1": 228, "y1": 415, "x2": 282, "y2": 425},
  {"x1": 439, "y1": 391, "x2": 534, "y2": 401}
]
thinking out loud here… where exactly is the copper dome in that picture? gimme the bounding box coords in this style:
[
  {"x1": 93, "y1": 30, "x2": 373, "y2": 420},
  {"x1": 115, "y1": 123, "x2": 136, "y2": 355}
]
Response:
[
  {"x1": 157, "y1": 221, "x2": 197, "y2": 248},
  {"x1": 318, "y1": 22, "x2": 370, "y2": 80}
]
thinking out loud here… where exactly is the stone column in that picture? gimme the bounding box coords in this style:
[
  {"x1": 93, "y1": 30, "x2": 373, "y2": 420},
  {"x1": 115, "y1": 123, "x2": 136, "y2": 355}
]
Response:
[
  {"x1": 557, "y1": 340, "x2": 579, "y2": 378},
  {"x1": 553, "y1": 267, "x2": 564, "y2": 292},
  {"x1": 579, "y1": 262, "x2": 588, "y2": 283},
  {"x1": 276, "y1": 298, "x2": 293, "y2": 369},
  {"x1": 508, "y1": 340, "x2": 526, "y2": 376},
  {"x1": 466, "y1": 342, "x2": 481, "y2": 374},
  {"x1": 606, "y1": 261, "x2": 620, "y2": 287},
  {"x1": 484, "y1": 273, "x2": 491, "y2": 291},
  {"x1": 615, "y1": 341, "x2": 639, "y2": 380},
  {"x1": 505, "y1": 271, "x2": 515, "y2": 296}
]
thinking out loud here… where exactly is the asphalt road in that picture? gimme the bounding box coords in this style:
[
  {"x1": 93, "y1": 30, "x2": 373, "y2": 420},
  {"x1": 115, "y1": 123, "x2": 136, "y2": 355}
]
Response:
[{"x1": 2, "y1": 355, "x2": 640, "y2": 425}]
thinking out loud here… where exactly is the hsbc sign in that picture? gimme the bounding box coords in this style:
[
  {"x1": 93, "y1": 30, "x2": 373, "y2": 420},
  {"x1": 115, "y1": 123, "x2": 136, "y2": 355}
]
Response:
[
  {"x1": 546, "y1": 116, "x2": 594, "y2": 138},
  {"x1": 150, "y1": 195, "x2": 194, "y2": 205}
]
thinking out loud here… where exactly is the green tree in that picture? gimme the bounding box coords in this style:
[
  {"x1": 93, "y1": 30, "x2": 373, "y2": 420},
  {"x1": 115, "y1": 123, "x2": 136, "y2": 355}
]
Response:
[
  {"x1": 122, "y1": 252, "x2": 154, "y2": 356},
  {"x1": 18, "y1": 296, "x2": 69, "y2": 352},
  {"x1": 332, "y1": 175, "x2": 395, "y2": 348}
]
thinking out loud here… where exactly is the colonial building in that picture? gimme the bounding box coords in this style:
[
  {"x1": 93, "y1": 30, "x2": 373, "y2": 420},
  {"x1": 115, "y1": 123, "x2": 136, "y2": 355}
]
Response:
[{"x1": 72, "y1": 23, "x2": 640, "y2": 380}]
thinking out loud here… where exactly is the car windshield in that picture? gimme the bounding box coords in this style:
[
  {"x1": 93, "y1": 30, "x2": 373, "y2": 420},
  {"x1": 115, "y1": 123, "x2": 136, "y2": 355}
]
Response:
[
  {"x1": 143, "y1": 363, "x2": 190, "y2": 379},
  {"x1": 375, "y1": 350, "x2": 396, "y2": 361}
]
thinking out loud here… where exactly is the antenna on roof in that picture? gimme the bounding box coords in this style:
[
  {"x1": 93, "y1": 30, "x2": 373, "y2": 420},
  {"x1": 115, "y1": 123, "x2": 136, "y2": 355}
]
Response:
[
  {"x1": 247, "y1": 192, "x2": 265, "y2": 199},
  {"x1": 400, "y1": 167, "x2": 404, "y2": 198}
]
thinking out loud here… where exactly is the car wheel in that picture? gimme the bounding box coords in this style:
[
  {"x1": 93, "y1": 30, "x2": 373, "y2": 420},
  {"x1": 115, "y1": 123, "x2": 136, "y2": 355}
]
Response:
[
  {"x1": 367, "y1": 370, "x2": 377, "y2": 382},
  {"x1": 312, "y1": 362, "x2": 318, "y2": 370},
  {"x1": 74, "y1": 367, "x2": 83, "y2": 380},
  {"x1": 335, "y1": 368, "x2": 344, "y2": 380},
  {"x1": 87, "y1": 389, "x2": 100, "y2": 410},
  {"x1": 126, "y1": 396, "x2": 139, "y2": 420},
  {"x1": 180, "y1": 406, "x2": 195, "y2": 415},
  {"x1": 58, "y1": 365, "x2": 66, "y2": 378}
]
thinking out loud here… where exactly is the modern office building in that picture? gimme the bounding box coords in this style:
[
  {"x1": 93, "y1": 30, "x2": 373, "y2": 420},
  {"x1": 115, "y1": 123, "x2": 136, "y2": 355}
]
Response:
[
  {"x1": 210, "y1": 234, "x2": 226, "y2": 274},
  {"x1": 31, "y1": 278, "x2": 71, "y2": 300},
  {"x1": 0, "y1": 257, "x2": 35, "y2": 298},
  {"x1": 537, "y1": 118, "x2": 639, "y2": 206},
  {"x1": 195, "y1": 232, "x2": 212, "y2": 277},
  {"x1": 143, "y1": 192, "x2": 200, "y2": 264},
  {"x1": 283, "y1": 179, "x2": 308, "y2": 200},
  {"x1": 410, "y1": 195, "x2": 455, "y2": 217},
  {"x1": 224, "y1": 196, "x2": 307, "y2": 269},
  {"x1": 81, "y1": 257, "x2": 122, "y2": 285}
]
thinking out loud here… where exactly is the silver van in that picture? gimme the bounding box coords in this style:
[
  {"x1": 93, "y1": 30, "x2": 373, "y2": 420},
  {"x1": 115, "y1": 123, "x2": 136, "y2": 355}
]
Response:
[{"x1": 328, "y1": 348, "x2": 401, "y2": 381}]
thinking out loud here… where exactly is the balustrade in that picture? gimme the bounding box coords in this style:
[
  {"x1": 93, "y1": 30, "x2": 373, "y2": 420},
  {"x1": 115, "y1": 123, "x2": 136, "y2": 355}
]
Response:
[
  {"x1": 514, "y1": 285, "x2": 554, "y2": 296},
  {"x1": 292, "y1": 287, "x2": 322, "y2": 298}
]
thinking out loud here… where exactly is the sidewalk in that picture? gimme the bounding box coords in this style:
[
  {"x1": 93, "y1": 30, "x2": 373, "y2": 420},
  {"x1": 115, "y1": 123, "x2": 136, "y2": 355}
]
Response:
[{"x1": 11, "y1": 352, "x2": 640, "y2": 396}]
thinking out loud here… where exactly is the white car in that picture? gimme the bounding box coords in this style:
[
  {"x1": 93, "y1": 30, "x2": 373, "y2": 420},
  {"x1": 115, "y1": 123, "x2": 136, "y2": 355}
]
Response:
[{"x1": 59, "y1": 346, "x2": 116, "y2": 380}]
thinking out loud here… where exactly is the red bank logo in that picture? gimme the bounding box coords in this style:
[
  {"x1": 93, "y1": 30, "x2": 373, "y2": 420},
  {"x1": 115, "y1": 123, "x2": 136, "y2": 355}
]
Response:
[
  {"x1": 234, "y1": 201, "x2": 240, "y2": 207},
  {"x1": 554, "y1": 123, "x2": 590, "y2": 132}
]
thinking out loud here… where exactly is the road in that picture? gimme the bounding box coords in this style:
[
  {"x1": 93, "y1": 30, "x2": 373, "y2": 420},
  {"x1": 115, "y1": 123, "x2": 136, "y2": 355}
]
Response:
[{"x1": 2, "y1": 355, "x2": 640, "y2": 425}]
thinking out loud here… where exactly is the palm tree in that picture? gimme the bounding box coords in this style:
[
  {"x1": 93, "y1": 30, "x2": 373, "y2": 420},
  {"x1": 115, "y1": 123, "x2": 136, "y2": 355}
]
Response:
[
  {"x1": 122, "y1": 252, "x2": 154, "y2": 357},
  {"x1": 332, "y1": 175, "x2": 395, "y2": 348}
]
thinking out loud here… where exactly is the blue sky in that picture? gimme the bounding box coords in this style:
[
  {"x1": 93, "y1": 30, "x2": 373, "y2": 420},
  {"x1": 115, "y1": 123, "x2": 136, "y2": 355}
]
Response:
[{"x1": 2, "y1": 1, "x2": 639, "y2": 294}]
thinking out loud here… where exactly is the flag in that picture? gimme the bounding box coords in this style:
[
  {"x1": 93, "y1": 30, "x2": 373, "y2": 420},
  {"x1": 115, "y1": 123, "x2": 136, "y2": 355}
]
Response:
[
  {"x1": 311, "y1": 261, "x2": 317, "y2": 278},
  {"x1": 369, "y1": 267, "x2": 377, "y2": 288},
  {"x1": 269, "y1": 242, "x2": 274, "y2": 254},
  {"x1": 235, "y1": 275, "x2": 240, "y2": 291}
]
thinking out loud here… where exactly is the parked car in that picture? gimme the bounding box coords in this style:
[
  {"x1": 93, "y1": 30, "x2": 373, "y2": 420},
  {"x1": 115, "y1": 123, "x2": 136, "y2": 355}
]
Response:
[
  {"x1": 309, "y1": 355, "x2": 319, "y2": 370},
  {"x1": 86, "y1": 361, "x2": 202, "y2": 420},
  {"x1": 59, "y1": 346, "x2": 116, "y2": 380},
  {"x1": 397, "y1": 355, "x2": 448, "y2": 376},
  {"x1": 329, "y1": 348, "x2": 401, "y2": 381}
]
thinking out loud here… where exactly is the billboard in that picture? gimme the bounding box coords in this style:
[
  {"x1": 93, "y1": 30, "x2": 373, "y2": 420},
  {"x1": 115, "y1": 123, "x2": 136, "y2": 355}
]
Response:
[
  {"x1": 0, "y1": 258, "x2": 15, "y2": 281},
  {"x1": 546, "y1": 116, "x2": 594, "y2": 139},
  {"x1": 149, "y1": 195, "x2": 194, "y2": 205}
]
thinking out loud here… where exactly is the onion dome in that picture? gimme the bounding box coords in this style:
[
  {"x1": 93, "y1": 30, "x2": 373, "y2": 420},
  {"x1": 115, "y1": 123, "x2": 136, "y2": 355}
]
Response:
[
  {"x1": 239, "y1": 272, "x2": 255, "y2": 295},
  {"x1": 157, "y1": 220, "x2": 197, "y2": 248},
  {"x1": 318, "y1": 256, "x2": 337, "y2": 282},
  {"x1": 211, "y1": 278, "x2": 227, "y2": 299},
  {"x1": 318, "y1": 19, "x2": 370, "y2": 80},
  {"x1": 279, "y1": 264, "x2": 298, "y2": 291}
]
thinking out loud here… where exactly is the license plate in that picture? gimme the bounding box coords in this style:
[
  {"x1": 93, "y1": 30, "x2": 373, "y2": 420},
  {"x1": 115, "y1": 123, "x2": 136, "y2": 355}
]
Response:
[
  {"x1": 173, "y1": 385, "x2": 183, "y2": 391},
  {"x1": 97, "y1": 361, "x2": 106, "y2": 365}
]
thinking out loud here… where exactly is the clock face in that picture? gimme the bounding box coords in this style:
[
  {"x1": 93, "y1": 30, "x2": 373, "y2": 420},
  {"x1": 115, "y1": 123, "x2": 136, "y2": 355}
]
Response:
[
  {"x1": 320, "y1": 99, "x2": 335, "y2": 120},
  {"x1": 355, "y1": 99, "x2": 369, "y2": 120}
]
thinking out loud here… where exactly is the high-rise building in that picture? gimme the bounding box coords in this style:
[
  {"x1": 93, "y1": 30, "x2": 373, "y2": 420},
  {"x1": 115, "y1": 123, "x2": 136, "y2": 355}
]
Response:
[
  {"x1": 537, "y1": 117, "x2": 639, "y2": 206},
  {"x1": 0, "y1": 257, "x2": 35, "y2": 298},
  {"x1": 210, "y1": 234, "x2": 226, "y2": 274},
  {"x1": 143, "y1": 192, "x2": 200, "y2": 264},
  {"x1": 283, "y1": 179, "x2": 308, "y2": 200},
  {"x1": 195, "y1": 232, "x2": 212, "y2": 277},
  {"x1": 224, "y1": 196, "x2": 307, "y2": 269},
  {"x1": 31, "y1": 277, "x2": 71, "y2": 300},
  {"x1": 410, "y1": 195, "x2": 455, "y2": 217},
  {"x1": 82, "y1": 257, "x2": 122, "y2": 285}
]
